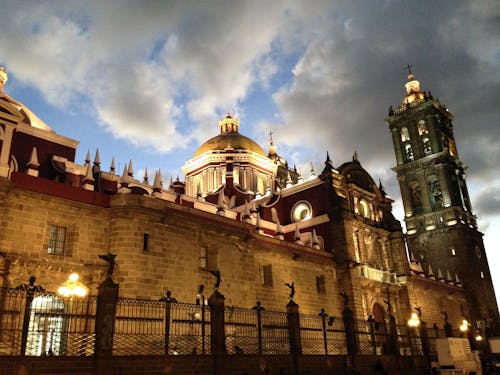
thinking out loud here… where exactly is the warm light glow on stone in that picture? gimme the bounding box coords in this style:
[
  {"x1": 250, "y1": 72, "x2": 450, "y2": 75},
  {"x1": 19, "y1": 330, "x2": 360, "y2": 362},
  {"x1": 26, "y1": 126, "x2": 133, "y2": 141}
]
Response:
[
  {"x1": 407, "y1": 312, "x2": 420, "y2": 327},
  {"x1": 58, "y1": 273, "x2": 88, "y2": 297}
]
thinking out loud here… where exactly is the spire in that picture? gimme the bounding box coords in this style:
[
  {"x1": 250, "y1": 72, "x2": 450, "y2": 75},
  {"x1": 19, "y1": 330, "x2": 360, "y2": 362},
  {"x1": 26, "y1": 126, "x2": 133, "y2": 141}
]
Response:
[
  {"x1": 428, "y1": 264, "x2": 435, "y2": 280},
  {"x1": 445, "y1": 270, "x2": 453, "y2": 284},
  {"x1": 294, "y1": 224, "x2": 302, "y2": 244},
  {"x1": 0, "y1": 66, "x2": 7, "y2": 92},
  {"x1": 242, "y1": 200, "x2": 251, "y2": 221},
  {"x1": 309, "y1": 162, "x2": 316, "y2": 180},
  {"x1": 311, "y1": 229, "x2": 320, "y2": 249},
  {"x1": 286, "y1": 171, "x2": 293, "y2": 188},
  {"x1": 297, "y1": 170, "x2": 304, "y2": 184},
  {"x1": 127, "y1": 160, "x2": 134, "y2": 177},
  {"x1": 26, "y1": 147, "x2": 40, "y2": 177},
  {"x1": 454, "y1": 273, "x2": 462, "y2": 287},
  {"x1": 352, "y1": 150, "x2": 359, "y2": 163},
  {"x1": 437, "y1": 268, "x2": 445, "y2": 282},
  {"x1": 109, "y1": 157, "x2": 116, "y2": 174},
  {"x1": 93, "y1": 149, "x2": 101, "y2": 166},
  {"x1": 217, "y1": 190, "x2": 225, "y2": 215},
  {"x1": 255, "y1": 212, "x2": 263, "y2": 234},
  {"x1": 196, "y1": 183, "x2": 202, "y2": 200},
  {"x1": 143, "y1": 168, "x2": 149, "y2": 184},
  {"x1": 85, "y1": 150, "x2": 91, "y2": 165},
  {"x1": 152, "y1": 170, "x2": 163, "y2": 192},
  {"x1": 82, "y1": 163, "x2": 95, "y2": 191}
]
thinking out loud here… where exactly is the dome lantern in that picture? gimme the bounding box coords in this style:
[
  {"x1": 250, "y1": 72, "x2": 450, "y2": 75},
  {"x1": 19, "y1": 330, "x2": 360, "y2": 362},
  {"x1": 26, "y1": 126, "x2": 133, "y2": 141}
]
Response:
[{"x1": 219, "y1": 113, "x2": 239, "y2": 134}]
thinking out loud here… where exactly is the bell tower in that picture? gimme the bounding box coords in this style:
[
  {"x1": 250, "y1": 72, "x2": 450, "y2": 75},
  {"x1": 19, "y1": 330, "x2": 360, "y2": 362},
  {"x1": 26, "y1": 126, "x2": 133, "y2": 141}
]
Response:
[{"x1": 386, "y1": 69, "x2": 499, "y2": 332}]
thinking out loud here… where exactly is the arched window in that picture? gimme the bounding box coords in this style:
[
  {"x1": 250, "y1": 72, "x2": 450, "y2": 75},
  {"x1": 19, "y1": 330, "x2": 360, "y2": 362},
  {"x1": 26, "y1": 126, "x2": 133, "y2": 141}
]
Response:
[
  {"x1": 404, "y1": 144, "x2": 414, "y2": 161},
  {"x1": 359, "y1": 199, "x2": 371, "y2": 219},
  {"x1": 417, "y1": 120, "x2": 428, "y2": 135},
  {"x1": 423, "y1": 137, "x2": 432, "y2": 155},
  {"x1": 400, "y1": 127, "x2": 410, "y2": 142}
]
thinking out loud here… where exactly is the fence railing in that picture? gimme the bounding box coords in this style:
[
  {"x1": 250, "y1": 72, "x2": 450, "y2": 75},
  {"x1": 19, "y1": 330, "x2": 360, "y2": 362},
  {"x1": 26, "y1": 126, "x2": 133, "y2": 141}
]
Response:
[
  {"x1": 0, "y1": 285, "x2": 462, "y2": 358},
  {"x1": 0, "y1": 287, "x2": 96, "y2": 356}
]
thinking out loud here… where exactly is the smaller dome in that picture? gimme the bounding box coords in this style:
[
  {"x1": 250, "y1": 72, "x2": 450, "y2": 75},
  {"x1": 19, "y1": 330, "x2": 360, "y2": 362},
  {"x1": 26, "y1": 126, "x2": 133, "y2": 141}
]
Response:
[
  {"x1": 193, "y1": 114, "x2": 266, "y2": 157},
  {"x1": 193, "y1": 133, "x2": 266, "y2": 157},
  {"x1": 338, "y1": 160, "x2": 377, "y2": 193}
]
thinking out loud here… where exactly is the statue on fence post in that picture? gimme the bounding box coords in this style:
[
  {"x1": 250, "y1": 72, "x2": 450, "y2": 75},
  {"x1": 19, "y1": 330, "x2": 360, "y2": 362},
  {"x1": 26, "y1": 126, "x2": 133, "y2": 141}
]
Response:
[{"x1": 98, "y1": 253, "x2": 117, "y2": 280}]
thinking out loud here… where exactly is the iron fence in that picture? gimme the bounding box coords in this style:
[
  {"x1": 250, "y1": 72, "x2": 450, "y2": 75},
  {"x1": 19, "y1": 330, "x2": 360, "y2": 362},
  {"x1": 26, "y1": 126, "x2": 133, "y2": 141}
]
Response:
[
  {"x1": 0, "y1": 284, "x2": 464, "y2": 359},
  {"x1": 0, "y1": 287, "x2": 96, "y2": 356}
]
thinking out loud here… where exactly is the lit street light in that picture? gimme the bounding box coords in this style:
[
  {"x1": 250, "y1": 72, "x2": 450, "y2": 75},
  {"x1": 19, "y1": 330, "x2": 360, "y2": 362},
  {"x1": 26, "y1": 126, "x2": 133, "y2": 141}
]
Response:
[{"x1": 58, "y1": 273, "x2": 88, "y2": 297}]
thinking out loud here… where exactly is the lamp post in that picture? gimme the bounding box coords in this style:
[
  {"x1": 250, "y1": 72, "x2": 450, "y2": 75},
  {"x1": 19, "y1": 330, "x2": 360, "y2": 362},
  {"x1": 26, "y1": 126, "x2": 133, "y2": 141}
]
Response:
[{"x1": 459, "y1": 319, "x2": 469, "y2": 337}]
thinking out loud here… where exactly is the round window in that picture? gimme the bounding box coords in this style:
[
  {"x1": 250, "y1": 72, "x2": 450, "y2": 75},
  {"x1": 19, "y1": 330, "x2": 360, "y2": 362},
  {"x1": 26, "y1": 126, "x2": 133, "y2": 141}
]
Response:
[{"x1": 291, "y1": 201, "x2": 312, "y2": 222}]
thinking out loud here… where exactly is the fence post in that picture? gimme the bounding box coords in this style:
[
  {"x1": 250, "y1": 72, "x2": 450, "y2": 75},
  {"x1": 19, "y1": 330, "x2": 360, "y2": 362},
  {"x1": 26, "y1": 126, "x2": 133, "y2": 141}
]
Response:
[
  {"x1": 15, "y1": 276, "x2": 46, "y2": 356},
  {"x1": 367, "y1": 315, "x2": 377, "y2": 355},
  {"x1": 209, "y1": 289, "x2": 226, "y2": 375},
  {"x1": 159, "y1": 291, "x2": 176, "y2": 355},
  {"x1": 319, "y1": 309, "x2": 328, "y2": 355},
  {"x1": 94, "y1": 269, "x2": 119, "y2": 375},
  {"x1": 342, "y1": 306, "x2": 357, "y2": 356},
  {"x1": 287, "y1": 300, "x2": 301, "y2": 375},
  {"x1": 386, "y1": 314, "x2": 399, "y2": 354},
  {"x1": 253, "y1": 301, "x2": 264, "y2": 355}
]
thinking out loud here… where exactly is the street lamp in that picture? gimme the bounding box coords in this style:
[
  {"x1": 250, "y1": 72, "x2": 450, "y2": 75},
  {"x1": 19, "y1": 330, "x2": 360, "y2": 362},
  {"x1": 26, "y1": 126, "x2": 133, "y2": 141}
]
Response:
[
  {"x1": 408, "y1": 312, "x2": 420, "y2": 327},
  {"x1": 58, "y1": 273, "x2": 88, "y2": 297},
  {"x1": 459, "y1": 319, "x2": 469, "y2": 334}
]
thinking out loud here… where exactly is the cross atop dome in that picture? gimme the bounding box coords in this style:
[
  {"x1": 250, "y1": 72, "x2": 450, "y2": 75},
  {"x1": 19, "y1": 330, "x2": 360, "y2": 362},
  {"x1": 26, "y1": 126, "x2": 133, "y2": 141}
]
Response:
[{"x1": 219, "y1": 113, "x2": 240, "y2": 134}]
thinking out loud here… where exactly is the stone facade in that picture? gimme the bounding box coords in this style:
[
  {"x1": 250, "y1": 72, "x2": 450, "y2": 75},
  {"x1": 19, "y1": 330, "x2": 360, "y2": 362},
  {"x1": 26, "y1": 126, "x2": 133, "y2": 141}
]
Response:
[{"x1": 0, "y1": 65, "x2": 497, "y2": 358}]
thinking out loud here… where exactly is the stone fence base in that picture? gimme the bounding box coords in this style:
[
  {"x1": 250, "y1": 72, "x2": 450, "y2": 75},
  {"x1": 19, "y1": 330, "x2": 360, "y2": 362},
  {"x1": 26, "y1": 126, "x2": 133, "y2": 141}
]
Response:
[{"x1": 0, "y1": 354, "x2": 428, "y2": 375}]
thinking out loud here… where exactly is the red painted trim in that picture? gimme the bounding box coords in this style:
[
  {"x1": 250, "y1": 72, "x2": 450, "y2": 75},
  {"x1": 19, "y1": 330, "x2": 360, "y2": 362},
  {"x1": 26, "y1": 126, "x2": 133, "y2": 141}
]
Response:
[{"x1": 11, "y1": 172, "x2": 110, "y2": 207}]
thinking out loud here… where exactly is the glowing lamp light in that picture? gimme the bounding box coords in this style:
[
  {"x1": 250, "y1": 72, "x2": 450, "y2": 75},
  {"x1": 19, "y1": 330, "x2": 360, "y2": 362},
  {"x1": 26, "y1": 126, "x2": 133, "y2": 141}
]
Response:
[
  {"x1": 407, "y1": 312, "x2": 420, "y2": 327},
  {"x1": 475, "y1": 331, "x2": 483, "y2": 341},
  {"x1": 459, "y1": 319, "x2": 469, "y2": 333},
  {"x1": 58, "y1": 273, "x2": 88, "y2": 297}
]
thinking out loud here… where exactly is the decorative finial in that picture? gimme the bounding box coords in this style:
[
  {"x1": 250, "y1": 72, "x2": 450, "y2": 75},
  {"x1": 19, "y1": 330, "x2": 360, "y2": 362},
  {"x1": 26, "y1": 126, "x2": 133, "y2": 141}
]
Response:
[
  {"x1": 0, "y1": 66, "x2": 8, "y2": 91},
  {"x1": 143, "y1": 168, "x2": 149, "y2": 184},
  {"x1": 353, "y1": 150, "x2": 358, "y2": 162},
  {"x1": 93, "y1": 149, "x2": 101, "y2": 166},
  {"x1": 110, "y1": 157, "x2": 116, "y2": 173},
  {"x1": 405, "y1": 63, "x2": 414, "y2": 76},
  {"x1": 268, "y1": 130, "x2": 274, "y2": 146}
]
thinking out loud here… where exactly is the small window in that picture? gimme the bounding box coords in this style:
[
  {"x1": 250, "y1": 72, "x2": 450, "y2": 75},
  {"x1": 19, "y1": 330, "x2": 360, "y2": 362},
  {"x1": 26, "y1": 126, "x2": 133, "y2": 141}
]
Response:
[
  {"x1": 423, "y1": 138, "x2": 432, "y2": 155},
  {"x1": 143, "y1": 233, "x2": 149, "y2": 251},
  {"x1": 401, "y1": 127, "x2": 410, "y2": 142},
  {"x1": 404, "y1": 144, "x2": 414, "y2": 161},
  {"x1": 261, "y1": 264, "x2": 273, "y2": 287},
  {"x1": 451, "y1": 248, "x2": 456, "y2": 256},
  {"x1": 200, "y1": 246, "x2": 207, "y2": 268},
  {"x1": 48, "y1": 225, "x2": 66, "y2": 255},
  {"x1": 480, "y1": 271, "x2": 485, "y2": 279},
  {"x1": 316, "y1": 275, "x2": 326, "y2": 294}
]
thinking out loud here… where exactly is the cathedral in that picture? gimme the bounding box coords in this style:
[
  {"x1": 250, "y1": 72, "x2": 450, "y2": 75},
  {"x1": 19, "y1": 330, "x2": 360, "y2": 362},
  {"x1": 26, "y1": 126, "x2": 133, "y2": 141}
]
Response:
[{"x1": 0, "y1": 63, "x2": 498, "y2": 353}]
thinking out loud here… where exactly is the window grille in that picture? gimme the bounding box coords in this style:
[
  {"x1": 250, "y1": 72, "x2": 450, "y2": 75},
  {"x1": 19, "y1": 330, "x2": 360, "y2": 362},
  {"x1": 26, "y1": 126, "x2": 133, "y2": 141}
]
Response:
[{"x1": 48, "y1": 224, "x2": 66, "y2": 255}]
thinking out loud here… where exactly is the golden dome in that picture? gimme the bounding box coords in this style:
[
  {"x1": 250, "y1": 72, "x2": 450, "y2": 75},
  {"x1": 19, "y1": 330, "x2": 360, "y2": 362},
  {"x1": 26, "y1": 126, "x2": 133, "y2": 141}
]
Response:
[
  {"x1": 193, "y1": 132, "x2": 266, "y2": 157},
  {"x1": 193, "y1": 114, "x2": 266, "y2": 157}
]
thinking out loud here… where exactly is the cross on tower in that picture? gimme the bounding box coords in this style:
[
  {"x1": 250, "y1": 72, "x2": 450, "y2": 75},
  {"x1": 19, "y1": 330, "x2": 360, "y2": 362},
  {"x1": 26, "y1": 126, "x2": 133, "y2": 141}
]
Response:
[
  {"x1": 268, "y1": 130, "x2": 274, "y2": 145},
  {"x1": 405, "y1": 64, "x2": 414, "y2": 75}
]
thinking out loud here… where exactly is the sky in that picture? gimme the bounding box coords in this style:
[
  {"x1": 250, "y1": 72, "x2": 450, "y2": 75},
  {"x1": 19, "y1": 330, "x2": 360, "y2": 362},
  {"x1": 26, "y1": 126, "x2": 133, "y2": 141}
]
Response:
[{"x1": 0, "y1": 1, "x2": 498, "y2": 306}]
